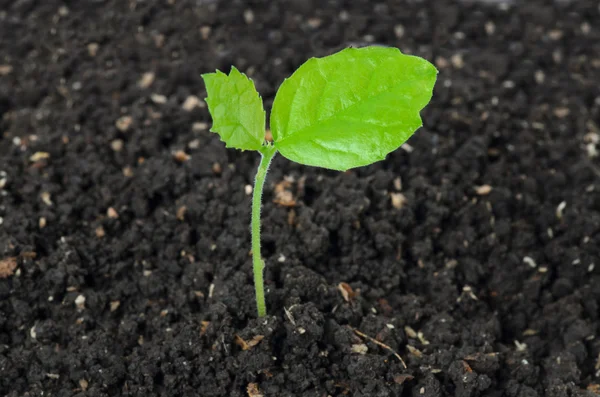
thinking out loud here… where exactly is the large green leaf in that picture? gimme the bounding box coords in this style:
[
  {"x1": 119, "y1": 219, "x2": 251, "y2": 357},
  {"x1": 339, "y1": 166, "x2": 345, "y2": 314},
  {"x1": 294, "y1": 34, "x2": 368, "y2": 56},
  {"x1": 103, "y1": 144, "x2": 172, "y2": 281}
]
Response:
[
  {"x1": 202, "y1": 67, "x2": 265, "y2": 151},
  {"x1": 270, "y1": 46, "x2": 437, "y2": 171}
]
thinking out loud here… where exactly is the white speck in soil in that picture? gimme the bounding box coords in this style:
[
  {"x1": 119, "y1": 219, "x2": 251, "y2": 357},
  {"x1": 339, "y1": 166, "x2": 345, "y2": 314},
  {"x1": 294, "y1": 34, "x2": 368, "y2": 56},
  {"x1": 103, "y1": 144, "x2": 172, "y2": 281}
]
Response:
[
  {"x1": 192, "y1": 122, "x2": 208, "y2": 132},
  {"x1": 307, "y1": 18, "x2": 322, "y2": 29},
  {"x1": 182, "y1": 95, "x2": 203, "y2": 111},
  {"x1": 30, "y1": 151, "x2": 50, "y2": 162},
  {"x1": 110, "y1": 301, "x2": 120, "y2": 312},
  {"x1": 404, "y1": 326, "x2": 417, "y2": 338},
  {"x1": 116, "y1": 116, "x2": 133, "y2": 132},
  {"x1": 394, "y1": 24, "x2": 405, "y2": 38},
  {"x1": 75, "y1": 295, "x2": 86, "y2": 310},
  {"x1": 535, "y1": 70, "x2": 545, "y2": 84},
  {"x1": 200, "y1": 26, "x2": 211, "y2": 40},
  {"x1": 87, "y1": 43, "x2": 99, "y2": 56},
  {"x1": 41, "y1": 192, "x2": 53, "y2": 206},
  {"x1": 151, "y1": 93, "x2": 167, "y2": 104},
  {"x1": 243, "y1": 9, "x2": 254, "y2": 24},
  {"x1": 581, "y1": 22, "x2": 591, "y2": 35},
  {"x1": 390, "y1": 193, "x2": 407, "y2": 209},
  {"x1": 0, "y1": 65, "x2": 13, "y2": 75},
  {"x1": 514, "y1": 340, "x2": 527, "y2": 351},
  {"x1": 111, "y1": 139, "x2": 124, "y2": 152},
  {"x1": 401, "y1": 143, "x2": 414, "y2": 153},
  {"x1": 523, "y1": 256, "x2": 537, "y2": 268},
  {"x1": 556, "y1": 201, "x2": 567, "y2": 219},
  {"x1": 107, "y1": 207, "x2": 119, "y2": 219},
  {"x1": 451, "y1": 54, "x2": 464, "y2": 69},
  {"x1": 284, "y1": 306, "x2": 296, "y2": 326},
  {"x1": 138, "y1": 72, "x2": 155, "y2": 89},
  {"x1": 553, "y1": 49, "x2": 563, "y2": 63},
  {"x1": 475, "y1": 185, "x2": 492, "y2": 195},
  {"x1": 351, "y1": 344, "x2": 368, "y2": 355}
]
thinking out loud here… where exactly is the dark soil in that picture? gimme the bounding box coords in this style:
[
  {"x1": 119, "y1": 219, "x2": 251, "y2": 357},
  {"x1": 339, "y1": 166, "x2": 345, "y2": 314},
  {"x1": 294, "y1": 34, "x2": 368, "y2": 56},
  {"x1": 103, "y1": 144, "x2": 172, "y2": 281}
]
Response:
[{"x1": 1, "y1": 0, "x2": 600, "y2": 396}]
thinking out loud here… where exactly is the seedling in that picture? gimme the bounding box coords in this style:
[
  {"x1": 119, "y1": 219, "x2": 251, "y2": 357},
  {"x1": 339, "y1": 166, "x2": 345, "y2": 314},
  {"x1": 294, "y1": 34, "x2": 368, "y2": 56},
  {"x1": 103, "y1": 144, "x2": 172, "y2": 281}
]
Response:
[{"x1": 202, "y1": 46, "x2": 437, "y2": 317}]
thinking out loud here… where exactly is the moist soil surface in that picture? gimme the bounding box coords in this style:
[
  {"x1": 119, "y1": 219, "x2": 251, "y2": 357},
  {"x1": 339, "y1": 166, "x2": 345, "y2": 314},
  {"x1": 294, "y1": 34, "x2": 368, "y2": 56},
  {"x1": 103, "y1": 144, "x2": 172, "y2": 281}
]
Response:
[{"x1": 1, "y1": 1, "x2": 600, "y2": 396}]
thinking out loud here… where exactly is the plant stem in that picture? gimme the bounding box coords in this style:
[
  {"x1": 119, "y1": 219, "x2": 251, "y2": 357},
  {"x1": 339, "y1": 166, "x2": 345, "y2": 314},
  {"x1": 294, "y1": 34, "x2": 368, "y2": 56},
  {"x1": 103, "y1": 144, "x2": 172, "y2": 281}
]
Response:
[{"x1": 252, "y1": 144, "x2": 277, "y2": 317}]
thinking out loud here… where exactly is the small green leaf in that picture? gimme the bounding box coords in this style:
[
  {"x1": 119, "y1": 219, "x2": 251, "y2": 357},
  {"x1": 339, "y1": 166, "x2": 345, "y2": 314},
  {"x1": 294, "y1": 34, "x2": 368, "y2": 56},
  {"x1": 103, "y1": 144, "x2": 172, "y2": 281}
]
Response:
[
  {"x1": 270, "y1": 46, "x2": 437, "y2": 171},
  {"x1": 202, "y1": 66, "x2": 266, "y2": 151}
]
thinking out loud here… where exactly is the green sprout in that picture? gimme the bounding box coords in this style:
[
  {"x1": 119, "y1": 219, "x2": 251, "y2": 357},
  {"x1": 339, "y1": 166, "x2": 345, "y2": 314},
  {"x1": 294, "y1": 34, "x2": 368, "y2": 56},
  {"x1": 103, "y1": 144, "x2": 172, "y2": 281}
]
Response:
[{"x1": 202, "y1": 46, "x2": 437, "y2": 317}]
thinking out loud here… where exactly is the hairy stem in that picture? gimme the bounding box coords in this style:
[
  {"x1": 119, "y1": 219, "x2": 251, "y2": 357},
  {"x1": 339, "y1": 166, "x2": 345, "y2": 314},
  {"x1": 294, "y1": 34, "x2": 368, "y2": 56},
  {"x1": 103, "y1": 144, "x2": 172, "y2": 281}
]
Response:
[{"x1": 252, "y1": 145, "x2": 277, "y2": 317}]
